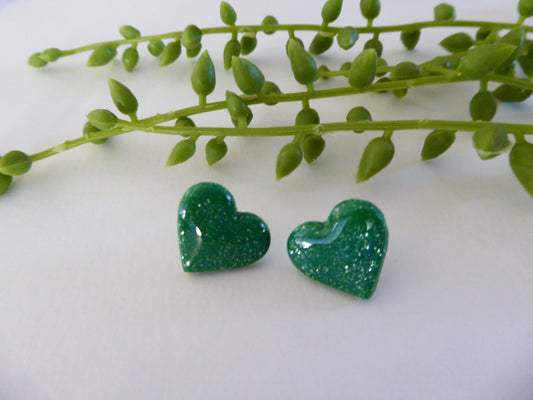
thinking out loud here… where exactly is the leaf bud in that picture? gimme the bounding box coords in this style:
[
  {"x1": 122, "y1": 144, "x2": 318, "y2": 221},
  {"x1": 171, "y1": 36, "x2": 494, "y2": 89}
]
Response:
[
  {"x1": 421, "y1": 130, "x2": 456, "y2": 160},
  {"x1": 258, "y1": 81, "x2": 281, "y2": 105},
  {"x1": 0, "y1": 172, "x2": 12, "y2": 195},
  {"x1": 509, "y1": 141, "x2": 533, "y2": 197},
  {"x1": 376, "y1": 57, "x2": 388, "y2": 77},
  {"x1": 492, "y1": 83, "x2": 532, "y2": 103},
  {"x1": 240, "y1": 33, "x2": 258, "y2": 55},
  {"x1": 220, "y1": 1, "x2": 237, "y2": 25},
  {"x1": 122, "y1": 47, "x2": 139, "y2": 72},
  {"x1": 285, "y1": 37, "x2": 304, "y2": 55},
  {"x1": 28, "y1": 53, "x2": 47, "y2": 68},
  {"x1": 148, "y1": 39, "x2": 165, "y2": 56},
  {"x1": 322, "y1": 0, "x2": 343, "y2": 24},
  {"x1": 0, "y1": 151, "x2": 32, "y2": 176},
  {"x1": 191, "y1": 50, "x2": 216, "y2": 97},
  {"x1": 181, "y1": 25, "x2": 202, "y2": 50},
  {"x1": 340, "y1": 62, "x2": 351, "y2": 72},
  {"x1": 348, "y1": 48, "x2": 377, "y2": 89},
  {"x1": 497, "y1": 27, "x2": 526, "y2": 73},
  {"x1": 261, "y1": 15, "x2": 278, "y2": 35},
  {"x1": 276, "y1": 142, "x2": 303, "y2": 180},
  {"x1": 86, "y1": 109, "x2": 117, "y2": 130},
  {"x1": 434, "y1": 3, "x2": 455, "y2": 21},
  {"x1": 469, "y1": 91, "x2": 497, "y2": 121},
  {"x1": 108, "y1": 78, "x2": 138, "y2": 116},
  {"x1": 400, "y1": 29, "x2": 421, "y2": 51},
  {"x1": 205, "y1": 138, "x2": 228, "y2": 166},
  {"x1": 476, "y1": 26, "x2": 492, "y2": 41},
  {"x1": 337, "y1": 27, "x2": 359, "y2": 50},
  {"x1": 119, "y1": 25, "x2": 140, "y2": 39},
  {"x1": 159, "y1": 40, "x2": 182, "y2": 66},
  {"x1": 40, "y1": 48, "x2": 62, "y2": 62},
  {"x1": 472, "y1": 125, "x2": 510, "y2": 160},
  {"x1": 439, "y1": 32, "x2": 473, "y2": 53},
  {"x1": 518, "y1": 0, "x2": 533, "y2": 18},
  {"x1": 309, "y1": 32, "x2": 334, "y2": 55},
  {"x1": 87, "y1": 45, "x2": 117, "y2": 67},
  {"x1": 186, "y1": 44, "x2": 202, "y2": 58},
  {"x1": 390, "y1": 61, "x2": 420, "y2": 80},
  {"x1": 360, "y1": 0, "x2": 381, "y2": 20},
  {"x1": 295, "y1": 108, "x2": 320, "y2": 126},
  {"x1": 226, "y1": 91, "x2": 249, "y2": 127},
  {"x1": 363, "y1": 38, "x2": 383, "y2": 57},
  {"x1": 231, "y1": 56, "x2": 265, "y2": 95},
  {"x1": 175, "y1": 116, "x2": 196, "y2": 128},
  {"x1": 83, "y1": 121, "x2": 107, "y2": 145},
  {"x1": 302, "y1": 135, "x2": 326, "y2": 163},
  {"x1": 346, "y1": 106, "x2": 372, "y2": 132},
  {"x1": 287, "y1": 39, "x2": 318, "y2": 85},
  {"x1": 356, "y1": 136, "x2": 394, "y2": 182},
  {"x1": 457, "y1": 43, "x2": 516, "y2": 79},
  {"x1": 223, "y1": 39, "x2": 241, "y2": 70},
  {"x1": 167, "y1": 139, "x2": 196, "y2": 166}
]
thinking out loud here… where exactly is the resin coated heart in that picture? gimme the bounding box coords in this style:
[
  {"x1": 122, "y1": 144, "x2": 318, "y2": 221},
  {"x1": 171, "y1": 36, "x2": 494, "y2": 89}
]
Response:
[
  {"x1": 287, "y1": 199, "x2": 388, "y2": 298},
  {"x1": 178, "y1": 182, "x2": 270, "y2": 272}
]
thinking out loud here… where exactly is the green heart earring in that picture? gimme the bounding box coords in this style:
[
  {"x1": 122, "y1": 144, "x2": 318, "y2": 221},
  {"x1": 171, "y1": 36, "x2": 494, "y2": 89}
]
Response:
[
  {"x1": 287, "y1": 199, "x2": 388, "y2": 299},
  {"x1": 178, "y1": 182, "x2": 270, "y2": 272}
]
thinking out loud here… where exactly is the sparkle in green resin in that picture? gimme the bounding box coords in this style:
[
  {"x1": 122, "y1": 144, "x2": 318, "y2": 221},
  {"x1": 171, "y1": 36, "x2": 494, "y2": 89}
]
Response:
[
  {"x1": 287, "y1": 199, "x2": 388, "y2": 299},
  {"x1": 178, "y1": 182, "x2": 270, "y2": 272}
]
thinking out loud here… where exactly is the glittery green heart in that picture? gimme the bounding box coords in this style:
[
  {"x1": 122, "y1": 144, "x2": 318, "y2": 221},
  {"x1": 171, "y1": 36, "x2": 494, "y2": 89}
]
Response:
[
  {"x1": 287, "y1": 199, "x2": 388, "y2": 299},
  {"x1": 178, "y1": 182, "x2": 270, "y2": 272}
]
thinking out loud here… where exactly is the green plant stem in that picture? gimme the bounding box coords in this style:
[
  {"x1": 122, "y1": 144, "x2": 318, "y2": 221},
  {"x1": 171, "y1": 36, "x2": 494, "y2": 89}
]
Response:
[
  {"x1": 28, "y1": 72, "x2": 533, "y2": 162},
  {"x1": 52, "y1": 20, "x2": 530, "y2": 61}
]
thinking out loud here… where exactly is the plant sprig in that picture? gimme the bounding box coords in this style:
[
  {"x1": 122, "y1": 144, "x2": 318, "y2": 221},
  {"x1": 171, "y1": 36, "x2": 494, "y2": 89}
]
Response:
[{"x1": 3, "y1": 0, "x2": 533, "y2": 198}]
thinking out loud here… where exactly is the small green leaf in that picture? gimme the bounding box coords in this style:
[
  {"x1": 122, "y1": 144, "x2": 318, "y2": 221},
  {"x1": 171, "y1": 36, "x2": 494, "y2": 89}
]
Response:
[
  {"x1": 322, "y1": 0, "x2": 343, "y2": 24},
  {"x1": 28, "y1": 53, "x2": 47, "y2": 68},
  {"x1": 83, "y1": 122, "x2": 107, "y2": 145},
  {"x1": 421, "y1": 130, "x2": 456, "y2": 160},
  {"x1": 87, "y1": 46, "x2": 117, "y2": 67},
  {"x1": 390, "y1": 61, "x2": 420, "y2": 80},
  {"x1": 0, "y1": 151, "x2": 32, "y2": 176},
  {"x1": 492, "y1": 83, "x2": 533, "y2": 102},
  {"x1": 119, "y1": 25, "x2": 140, "y2": 39},
  {"x1": 148, "y1": 39, "x2": 165, "y2": 56},
  {"x1": 337, "y1": 27, "x2": 358, "y2": 50},
  {"x1": 205, "y1": 138, "x2": 228, "y2": 166},
  {"x1": 226, "y1": 91, "x2": 250, "y2": 127},
  {"x1": 258, "y1": 81, "x2": 281, "y2": 105},
  {"x1": 360, "y1": 0, "x2": 381, "y2": 20},
  {"x1": 518, "y1": 0, "x2": 533, "y2": 18},
  {"x1": 231, "y1": 57, "x2": 265, "y2": 95},
  {"x1": 167, "y1": 139, "x2": 196, "y2": 166},
  {"x1": 285, "y1": 37, "x2": 305, "y2": 55},
  {"x1": 400, "y1": 30, "x2": 421, "y2": 51},
  {"x1": 439, "y1": 32, "x2": 473, "y2": 53},
  {"x1": 287, "y1": 39, "x2": 318, "y2": 85},
  {"x1": 376, "y1": 57, "x2": 388, "y2": 77},
  {"x1": 159, "y1": 41, "x2": 182, "y2": 66},
  {"x1": 469, "y1": 91, "x2": 497, "y2": 121},
  {"x1": 186, "y1": 44, "x2": 202, "y2": 58},
  {"x1": 191, "y1": 50, "x2": 216, "y2": 97},
  {"x1": 457, "y1": 43, "x2": 517, "y2": 79},
  {"x1": 348, "y1": 49, "x2": 377, "y2": 89},
  {"x1": 363, "y1": 38, "x2": 383, "y2": 57},
  {"x1": 240, "y1": 33, "x2": 257, "y2": 55},
  {"x1": 40, "y1": 48, "x2": 62, "y2": 62},
  {"x1": 223, "y1": 39, "x2": 241, "y2": 70},
  {"x1": 276, "y1": 143, "x2": 303, "y2": 180},
  {"x1": 434, "y1": 3, "x2": 455, "y2": 21},
  {"x1": 0, "y1": 172, "x2": 12, "y2": 195},
  {"x1": 261, "y1": 15, "x2": 278, "y2": 35},
  {"x1": 472, "y1": 125, "x2": 510, "y2": 160},
  {"x1": 302, "y1": 135, "x2": 326, "y2": 163},
  {"x1": 86, "y1": 109, "x2": 117, "y2": 130},
  {"x1": 295, "y1": 108, "x2": 320, "y2": 126},
  {"x1": 181, "y1": 25, "x2": 202, "y2": 50},
  {"x1": 309, "y1": 32, "x2": 334, "y2": 55},
  {"x1": 497, "y1": 27, "x2": 526, "y2": 73},
  {"x1": 476, "y1": 26, "x2": 492, "y2": 41},
  {"x1": 392, "y1": 88, "x2": 408, "y2": 98},
  {"x1": 108, "y1": 78, "x2": 138, "y2": 116},
  {"x1": 346, "y1": 106, "x2": 372, "y2": 133},
  {"x1": 220, "y1": 1, "x2": 237, "y2": 25},
  {"x1": 509, "y1": 141, "x2": 533, "y2": 197},
  {"x1": 122, "y1": 47, "x2": 139, "y2": 72},
  {"x1": 175, "y1": 117, "x2": 196, "y2": 128},
  {"x1": 357, "y1": 136, "x2": 394, "y2": 182}
]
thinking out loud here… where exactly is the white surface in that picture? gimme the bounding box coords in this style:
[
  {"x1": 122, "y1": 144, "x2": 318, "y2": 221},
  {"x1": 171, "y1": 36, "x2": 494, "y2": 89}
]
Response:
[{"x1": 1, "y1": 0, "x2": 532, "y2": 399}]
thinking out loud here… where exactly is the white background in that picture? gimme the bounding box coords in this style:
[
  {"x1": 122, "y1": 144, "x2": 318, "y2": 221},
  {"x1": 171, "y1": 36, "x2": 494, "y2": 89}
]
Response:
[{"x1": 1, "y1": 0, "x2": 532, "y2": 399}]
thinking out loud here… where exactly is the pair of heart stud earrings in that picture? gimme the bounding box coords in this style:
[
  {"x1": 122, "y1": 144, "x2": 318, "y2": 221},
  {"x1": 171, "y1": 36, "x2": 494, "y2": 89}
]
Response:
[{"x1": 178, "y1": 182, "x2": 389, "y2": 299}]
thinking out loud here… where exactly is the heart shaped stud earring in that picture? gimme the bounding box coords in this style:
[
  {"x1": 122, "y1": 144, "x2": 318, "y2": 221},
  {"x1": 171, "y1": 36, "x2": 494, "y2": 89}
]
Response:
[
  {"x1": 287, "y1": 199, "x2": 388, "y2": 299},
  {"x1": 178, "y1": 182, "x2": 270, "y2": 272}
]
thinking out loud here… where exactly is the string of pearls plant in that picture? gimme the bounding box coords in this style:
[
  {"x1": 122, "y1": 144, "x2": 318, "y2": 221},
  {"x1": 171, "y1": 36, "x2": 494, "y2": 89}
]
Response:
[{"x1": 1, "y1": 0, "x2": 533, "y2": 198}]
